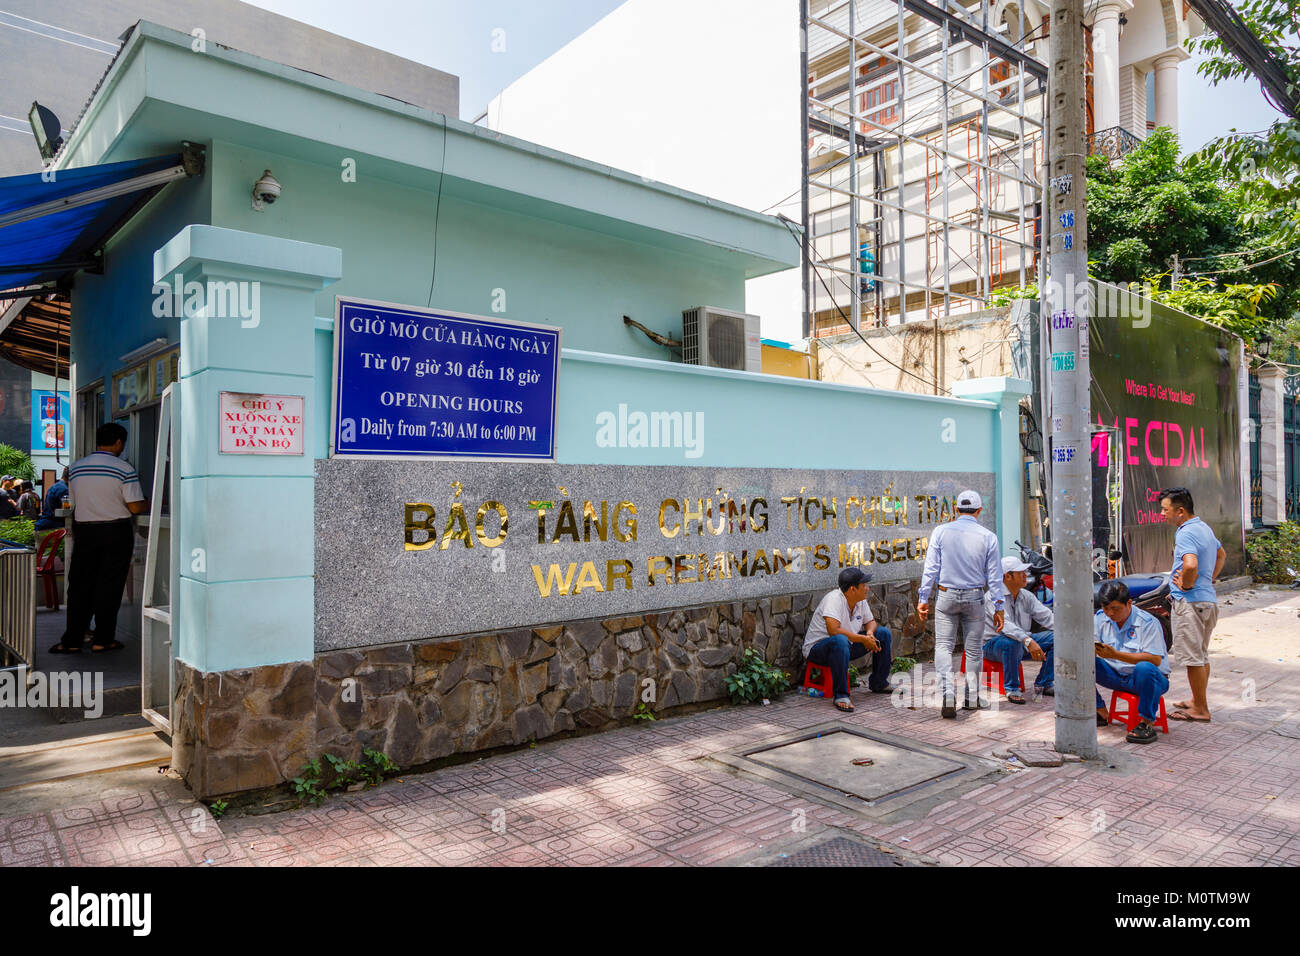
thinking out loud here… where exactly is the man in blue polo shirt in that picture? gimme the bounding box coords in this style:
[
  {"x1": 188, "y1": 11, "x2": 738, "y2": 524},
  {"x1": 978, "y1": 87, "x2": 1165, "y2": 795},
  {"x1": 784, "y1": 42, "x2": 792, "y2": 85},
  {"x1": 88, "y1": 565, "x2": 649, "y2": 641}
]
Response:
[
  {"x1": 1094, "y1": 579, "x2": 1170, "y2": 744},
  {"x1": 1159, "y1": 487, "x2": 1225, "y2": 723}
]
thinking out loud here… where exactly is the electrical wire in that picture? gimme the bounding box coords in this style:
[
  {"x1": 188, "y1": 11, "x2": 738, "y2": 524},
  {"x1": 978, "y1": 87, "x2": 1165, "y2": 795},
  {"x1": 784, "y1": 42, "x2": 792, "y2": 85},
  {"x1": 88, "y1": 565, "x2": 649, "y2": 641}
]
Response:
[
  {"x1": 1186, "y1": 245, "x2": 1300, "y2": 278},
  {"x1": 425, "y1": 115, "x2": 448, "y2": 308},
  {"x1": 776, "y1": 214, "x2": 946, "y2": 393}
]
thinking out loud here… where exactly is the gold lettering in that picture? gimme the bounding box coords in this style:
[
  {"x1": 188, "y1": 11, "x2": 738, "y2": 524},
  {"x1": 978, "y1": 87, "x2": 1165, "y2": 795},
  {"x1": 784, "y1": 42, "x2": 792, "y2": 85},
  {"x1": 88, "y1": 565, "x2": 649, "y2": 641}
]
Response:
[
  {"x1": 750, "y1": 498, "x2": 768, "y2": 533},
  {"x1": 404, "y1": 503, "x2": 435, "y2": 551},
  {"x1": 813, "y1": 543, "x2": 831, "y2": 570},
  {"x1": 532, "y1": 563, "x2": 577, "y2": 597},
  {"x1": 440, "y1": 502, "x2": 473, "y2": 549},
  {"x1": 892, "y1": 537, "x2": 908, "y2": 562},
  {"x1": 682, "y1": 497, "x2": 705, "y2": 535},
  {"x1": 605, "y1": 559, "x2": 633, "y2": 590},
  {"x1": 552, "y1": 500, "x2": 580, "y2": 543},
  {"x1": 658, "y1": 499, "x2": 681, "y2": 538},
  {"x1": 648, "y1": 555, "x2": 672, "y2": 585},
  {"x1": 614, "y1": 501, "x2": 638, "y2": 542},
  {"x1": 582, "y1": 500, "x2": 608, "y2": 541},
  {"x1": 573, "y1": 561, "x2": 604, "y2": 593},
  {"x1": 846, "y1": 496, "x2": 861, "y2": 529},
  {"x1": 474, "y1": 501, "x2": 508, "y2": 547}
]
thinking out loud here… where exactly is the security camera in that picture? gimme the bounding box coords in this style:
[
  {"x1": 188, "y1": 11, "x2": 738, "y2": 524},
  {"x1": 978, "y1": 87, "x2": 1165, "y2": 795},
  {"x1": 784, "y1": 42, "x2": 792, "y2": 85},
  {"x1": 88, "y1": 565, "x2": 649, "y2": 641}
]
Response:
[{"x1": 251, "y1": 169, "x2": 281, "y2": 210}]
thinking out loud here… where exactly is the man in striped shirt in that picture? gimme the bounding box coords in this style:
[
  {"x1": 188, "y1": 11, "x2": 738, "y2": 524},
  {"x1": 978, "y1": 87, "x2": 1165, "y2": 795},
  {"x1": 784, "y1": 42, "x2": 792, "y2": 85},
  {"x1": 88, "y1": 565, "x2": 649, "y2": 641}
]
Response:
[{"x1": 49, "y1": 423, "x2": 149, "y2": 654}]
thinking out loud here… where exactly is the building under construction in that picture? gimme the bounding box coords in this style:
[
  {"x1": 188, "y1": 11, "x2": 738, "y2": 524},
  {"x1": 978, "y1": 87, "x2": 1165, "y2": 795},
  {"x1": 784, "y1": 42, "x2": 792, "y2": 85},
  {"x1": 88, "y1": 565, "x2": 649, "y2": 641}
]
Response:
[{"x1": 802, "y1": 0, "x2": 1050, "y2": 338}]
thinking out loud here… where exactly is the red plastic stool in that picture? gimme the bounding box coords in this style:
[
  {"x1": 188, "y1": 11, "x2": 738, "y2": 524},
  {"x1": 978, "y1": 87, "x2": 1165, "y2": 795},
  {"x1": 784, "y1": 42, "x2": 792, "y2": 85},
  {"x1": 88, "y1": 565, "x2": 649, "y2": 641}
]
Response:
[
  {"x1": 960, "y1": 651, "x2": 1025, "y2": 695},
  {"x1": 1108, "y1": 691, "x2": 1169, "y2": 734},
  {"x1": 801, "y1": 660, "x2": 835, "y2": 698}
]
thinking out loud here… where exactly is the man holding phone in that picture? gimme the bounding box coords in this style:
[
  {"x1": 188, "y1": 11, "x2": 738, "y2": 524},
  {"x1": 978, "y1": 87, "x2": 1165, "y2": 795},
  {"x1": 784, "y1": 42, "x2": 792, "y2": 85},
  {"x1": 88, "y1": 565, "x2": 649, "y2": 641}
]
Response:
[{"x1": 1093, "y1": 579, "x2": 1170, "y2": 744}]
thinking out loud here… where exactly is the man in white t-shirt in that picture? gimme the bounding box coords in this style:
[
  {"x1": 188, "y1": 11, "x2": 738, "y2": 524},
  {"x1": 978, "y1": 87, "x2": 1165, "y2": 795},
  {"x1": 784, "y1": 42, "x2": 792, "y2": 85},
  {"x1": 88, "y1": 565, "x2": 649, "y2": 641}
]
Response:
[
  {"x1": 49, "y1": 422, "x2": 149, "y2": 654},
  {"x1": 802, "y1": 568, "x2": 894, "y2": 712}
]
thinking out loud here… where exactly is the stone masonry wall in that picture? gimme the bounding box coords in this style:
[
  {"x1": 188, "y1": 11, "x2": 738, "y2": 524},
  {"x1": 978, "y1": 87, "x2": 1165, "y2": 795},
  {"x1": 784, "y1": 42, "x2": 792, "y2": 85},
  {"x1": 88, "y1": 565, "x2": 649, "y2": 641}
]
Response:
[{"x1": 172, "y1": 581, "x2": 933, "y2": 798}]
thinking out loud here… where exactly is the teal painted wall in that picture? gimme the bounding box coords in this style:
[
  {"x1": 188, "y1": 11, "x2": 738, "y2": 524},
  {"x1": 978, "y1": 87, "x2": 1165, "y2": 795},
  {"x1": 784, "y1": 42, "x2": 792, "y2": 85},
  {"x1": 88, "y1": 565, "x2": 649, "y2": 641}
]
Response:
[
  {"x1": 70, "y1": 173, "x2": 212, "y2": 394},
  {"x1": 209, "y1": 141, "x2": 741, "y2": 361}
]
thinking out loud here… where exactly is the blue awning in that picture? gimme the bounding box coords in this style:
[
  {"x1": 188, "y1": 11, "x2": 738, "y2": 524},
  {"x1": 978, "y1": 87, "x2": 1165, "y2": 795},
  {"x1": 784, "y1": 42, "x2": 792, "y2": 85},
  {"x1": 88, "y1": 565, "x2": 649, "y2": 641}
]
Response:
[{"x1": 0, "y1": 154, "x2": 192, "y2": 293}]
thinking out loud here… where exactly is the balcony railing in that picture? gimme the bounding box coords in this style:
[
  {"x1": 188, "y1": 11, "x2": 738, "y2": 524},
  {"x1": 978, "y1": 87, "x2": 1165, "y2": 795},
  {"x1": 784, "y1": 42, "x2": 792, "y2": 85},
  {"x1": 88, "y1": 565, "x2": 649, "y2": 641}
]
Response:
[{"x1": 1087, "y1": 126, "x2": 1142, "y2": 162}]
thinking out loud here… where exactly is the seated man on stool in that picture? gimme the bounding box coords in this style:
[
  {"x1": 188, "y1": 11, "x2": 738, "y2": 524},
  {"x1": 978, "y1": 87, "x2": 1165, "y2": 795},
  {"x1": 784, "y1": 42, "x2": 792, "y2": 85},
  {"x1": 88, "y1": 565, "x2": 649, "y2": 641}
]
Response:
[
  {"x1": 1094, "y1": 579, "x2": 1170, "y2": 745},
  {"x1": 983, "y1": 556, "x2": 1055, "y2": 704},
  {"x1": 802, "y1": 568, "x2": 894, "y2": 713}
]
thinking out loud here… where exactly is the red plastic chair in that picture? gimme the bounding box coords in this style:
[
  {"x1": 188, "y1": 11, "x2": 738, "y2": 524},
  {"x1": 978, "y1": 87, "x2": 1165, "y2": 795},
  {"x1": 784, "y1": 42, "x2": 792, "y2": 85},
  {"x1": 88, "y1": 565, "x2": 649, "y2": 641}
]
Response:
[
  {"x1": 1108, "y1": 691, "x2": 1170, "y2": 734},
  {"x1": 801, "y1": 660, "x2": 835, "y2": 698},
  {"x1": 35, "y1": 530, "x2": 67, "y2": 610},
  {"x1": 960, "y1": 650, "x2": 1025, "y2": 695}
]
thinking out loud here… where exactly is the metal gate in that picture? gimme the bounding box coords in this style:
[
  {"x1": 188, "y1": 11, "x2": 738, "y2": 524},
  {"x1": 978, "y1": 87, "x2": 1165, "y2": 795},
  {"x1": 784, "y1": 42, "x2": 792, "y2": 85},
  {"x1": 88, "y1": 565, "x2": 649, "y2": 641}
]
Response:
[
  {"x1": 1286, "y1": 369, "x2": 1300, "y2": 523},
  {"x1": 0, "y1": 544, "x2": 35, "y2": 668},
  {"x1": 1249, "y1": 371, "x2": 1262, "y2": 528},
  {"x1": 141, "y1": 383, "x2": 179, "y2": 734}
]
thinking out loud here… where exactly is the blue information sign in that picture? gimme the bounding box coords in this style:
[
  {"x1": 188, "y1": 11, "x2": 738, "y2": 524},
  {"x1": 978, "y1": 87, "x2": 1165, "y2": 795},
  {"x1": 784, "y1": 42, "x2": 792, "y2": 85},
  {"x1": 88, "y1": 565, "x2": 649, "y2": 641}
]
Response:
[{"x1": 331, "y1": 298, "x2": 561, "y2": 460}]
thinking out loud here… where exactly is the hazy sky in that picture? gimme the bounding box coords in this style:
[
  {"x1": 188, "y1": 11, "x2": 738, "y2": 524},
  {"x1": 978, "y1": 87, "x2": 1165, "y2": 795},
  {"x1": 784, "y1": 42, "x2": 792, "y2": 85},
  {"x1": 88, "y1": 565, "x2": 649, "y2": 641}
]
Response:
[{"x1": 244, "y1": 0, "x2": 1286, "y2": 151}]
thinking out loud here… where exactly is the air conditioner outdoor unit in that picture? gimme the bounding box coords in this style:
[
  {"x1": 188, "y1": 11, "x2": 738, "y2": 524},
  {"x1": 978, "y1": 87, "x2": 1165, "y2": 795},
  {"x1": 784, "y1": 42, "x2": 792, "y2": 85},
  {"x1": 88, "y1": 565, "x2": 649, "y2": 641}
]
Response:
[{"x1": 681, "y1": 306, "x2": 762, "y2": 373}]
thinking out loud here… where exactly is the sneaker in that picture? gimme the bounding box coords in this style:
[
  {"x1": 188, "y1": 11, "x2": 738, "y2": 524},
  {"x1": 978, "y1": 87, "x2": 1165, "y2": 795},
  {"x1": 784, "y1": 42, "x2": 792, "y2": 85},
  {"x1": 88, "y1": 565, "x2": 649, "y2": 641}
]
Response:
[
  {"x1": 941, "y1": 695, "x2": 957, "y2": 719},
  {"x1": 963, "y1": 695, "x2": 991, "y2": 710},
  {"x1": 1038, "y1": 685, "x2": 1054, "y2": 697},
  {"x1": 869, "y1": 681, "x2": 896, "y2": 694},
  {"x1": 1126, "y1": 720, "x2": 1158, "y2": 745}
]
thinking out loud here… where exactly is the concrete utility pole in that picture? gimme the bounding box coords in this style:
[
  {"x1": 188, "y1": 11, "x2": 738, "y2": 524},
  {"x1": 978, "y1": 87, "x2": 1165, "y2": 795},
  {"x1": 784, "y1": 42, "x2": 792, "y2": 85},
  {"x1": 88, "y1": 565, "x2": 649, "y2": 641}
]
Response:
[{"x1": 1046, "y1": 0, "x2": 1098, "y2": 758}]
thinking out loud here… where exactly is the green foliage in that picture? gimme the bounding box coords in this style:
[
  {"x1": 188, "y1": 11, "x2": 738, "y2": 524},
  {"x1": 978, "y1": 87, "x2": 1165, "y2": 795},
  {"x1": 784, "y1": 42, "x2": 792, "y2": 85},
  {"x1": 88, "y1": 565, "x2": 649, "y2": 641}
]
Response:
[
  {"x1": 0, "y1": 518, "x2": 34, "y2": 548},
  {"x1": 724, "y1": 647, "x2": 791, "y2": 704},
  {"x1": 1245, "y1": 522, "x2": 1300, "y2": 584},
  {"x1": 0, "y1": 445, "x2": 34, "y2": 482},
  {"x1": 325, "y1": 752, "x2": 362, "y2": 788},
  {"x1": 208, "y1": 799, "x2": 228, "y2": 819},
  {"x1": 890, "y1": 656, "x2": 917, "y2": 675},
  {"x1": 1190, "y1": 0, "x2": 1300, "y2": 247},
  {"x1": 294, "y1": 750, "x2": 401, "y2": 805},
  {"x1": 989, "y1": 282, "x2": 1039, "y2": 308},
  {"x1": 1086, "y1": 129, "x2": 1242, "y2": 284},
  {"x1": 847, "y1": 665, "x2": 860, "y2": 687},
  {"x1": 291, "y1": 758, "x2": 327, "y2": 806},
  {"x1": 1140, "y1": 275, "x2": 1280, "y2": 341},
  {"x1": 360, "y1": 747, "x2": 399, "y2": 785},
  {"x1": 1086, "y1": 125, "x2": 1300, "y2": 345},
  {"x1": 632, "y1": 702, "x2": 656, "y2": 722}
]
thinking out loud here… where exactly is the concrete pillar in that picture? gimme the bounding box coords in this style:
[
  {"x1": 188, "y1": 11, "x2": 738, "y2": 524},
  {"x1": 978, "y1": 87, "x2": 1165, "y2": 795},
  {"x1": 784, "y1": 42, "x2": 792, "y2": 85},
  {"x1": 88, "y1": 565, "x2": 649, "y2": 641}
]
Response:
[
  {"x1": 153, "y1": 225, "x2": 341, "y2": 674},
  {"x1": 1091, "y1": 1, "x2": 1126, "y2": 131},
  {"x1": 1152, "y1": 53, "x2": 1181, "y2": 131},
  {"x1": 951, "y1": 376, "x2": 1034, "y2": 553},
  {"x1": 152, "y1": 225, "x2": 340, "y2": 797},
  {"x1": 1258, "y1": 366, "x2": 1287, "y2": 526}
]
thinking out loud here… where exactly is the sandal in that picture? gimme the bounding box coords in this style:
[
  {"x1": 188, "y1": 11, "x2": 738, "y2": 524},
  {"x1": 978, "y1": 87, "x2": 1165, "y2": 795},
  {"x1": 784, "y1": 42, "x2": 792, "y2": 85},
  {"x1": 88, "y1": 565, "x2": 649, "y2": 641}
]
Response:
[
  {"x1": 1006, "y1": 692, "x2": 1026, "y2": 705},
  {"x1": 48, "y1": 642, "x2": 83, "y2": 654},
  {"x1": 1169, "y1": 710, "x2": 1211, "y2": 723},
  {"x1": 91, "y1": 640, "x2": 125, "y2": 653},
  {"x1": 1126, "y1": 721, "x2": 1158, "y2": 744},
  {"x1": 1096, "y1": 708, "x2": 1110, "y2": 727},
  {"x1": 833, "y1": 697, "x2": 854, "y2": 713}
]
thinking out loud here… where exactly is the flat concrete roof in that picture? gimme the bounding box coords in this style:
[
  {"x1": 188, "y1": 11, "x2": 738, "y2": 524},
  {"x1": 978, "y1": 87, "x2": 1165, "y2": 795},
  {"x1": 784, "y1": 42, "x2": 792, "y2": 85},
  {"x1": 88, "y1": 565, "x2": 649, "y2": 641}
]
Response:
[{"x1": 55, "y1": 21, "x2": 798, "y2": 279}]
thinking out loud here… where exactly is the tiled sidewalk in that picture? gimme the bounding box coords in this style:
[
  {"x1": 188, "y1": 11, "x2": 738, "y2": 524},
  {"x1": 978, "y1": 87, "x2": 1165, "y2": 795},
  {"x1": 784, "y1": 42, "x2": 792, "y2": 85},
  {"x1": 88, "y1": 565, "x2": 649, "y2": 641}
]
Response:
[{"x1": 3, "y1": 588, "x2": 1297, "y2": 867}]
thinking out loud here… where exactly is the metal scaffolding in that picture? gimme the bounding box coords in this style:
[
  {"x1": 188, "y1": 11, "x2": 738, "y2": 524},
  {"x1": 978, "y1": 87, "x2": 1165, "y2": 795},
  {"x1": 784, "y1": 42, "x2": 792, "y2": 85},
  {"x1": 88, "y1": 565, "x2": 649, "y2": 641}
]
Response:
[{"x1": 802, "y1": 0, "x2": 1048, "y2": 345}]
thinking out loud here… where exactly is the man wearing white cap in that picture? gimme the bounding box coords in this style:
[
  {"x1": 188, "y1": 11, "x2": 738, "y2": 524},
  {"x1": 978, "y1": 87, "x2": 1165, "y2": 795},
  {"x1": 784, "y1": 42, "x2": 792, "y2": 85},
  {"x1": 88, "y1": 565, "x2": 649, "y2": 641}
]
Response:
[
  {"x1": 983, "y1": 556, "x2": 1055, "y2": 704},
  {"x1": 917, "y1": 490, "x2": 1005, "y2": 717}
]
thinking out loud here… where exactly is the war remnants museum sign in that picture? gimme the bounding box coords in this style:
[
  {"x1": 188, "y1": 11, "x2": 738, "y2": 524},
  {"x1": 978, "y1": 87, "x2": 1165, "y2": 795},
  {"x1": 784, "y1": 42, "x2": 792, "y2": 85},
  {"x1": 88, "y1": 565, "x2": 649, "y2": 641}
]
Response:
[
  {"x1": 331, "y1": 297, "x2": 561, "y2": 461},
  {"x1": 314, "y1": 461, "x2": 995, "y2": 650}
]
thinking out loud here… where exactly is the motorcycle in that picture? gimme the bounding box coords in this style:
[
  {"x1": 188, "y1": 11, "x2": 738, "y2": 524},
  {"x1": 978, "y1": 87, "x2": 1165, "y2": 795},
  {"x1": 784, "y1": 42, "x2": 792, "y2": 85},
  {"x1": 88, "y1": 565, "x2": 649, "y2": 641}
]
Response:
[
  {"x1": 1013, "y1": 540, "x2": 1054, "y2": 607},
  {"x1": 1094, "y1": 572, "x2": 1173, "y2": 650},
  {"x1": 1014, "y1": 540, "x2": 1173, "y2": 648}
]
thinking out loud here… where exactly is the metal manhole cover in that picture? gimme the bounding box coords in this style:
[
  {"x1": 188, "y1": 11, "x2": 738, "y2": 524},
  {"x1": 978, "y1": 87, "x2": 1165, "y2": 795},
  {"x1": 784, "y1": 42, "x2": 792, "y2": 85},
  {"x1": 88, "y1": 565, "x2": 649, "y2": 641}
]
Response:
[
  {"x1": 767, "y1": 835, "x2": 904, "y2": 867},
  {"x1": 747, "y1": 729, "x2": 966, "y2": 802},
  {"x1": 710, "y1": 722, "x2": 1003, "y2": 823}
]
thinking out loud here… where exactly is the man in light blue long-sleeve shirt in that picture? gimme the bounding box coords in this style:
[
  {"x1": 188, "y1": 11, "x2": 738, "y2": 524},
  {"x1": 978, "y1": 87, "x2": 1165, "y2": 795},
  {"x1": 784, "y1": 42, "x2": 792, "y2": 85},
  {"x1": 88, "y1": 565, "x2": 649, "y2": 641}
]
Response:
[{"x1": 917, "y1": 490, "x2": 1006, "y2": 717}]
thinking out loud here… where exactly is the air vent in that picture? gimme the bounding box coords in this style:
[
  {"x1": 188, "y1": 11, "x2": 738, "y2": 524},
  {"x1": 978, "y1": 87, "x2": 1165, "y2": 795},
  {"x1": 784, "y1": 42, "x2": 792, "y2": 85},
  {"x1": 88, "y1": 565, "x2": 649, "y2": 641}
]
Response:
[{"x1": 681, "y1": 306, "x2": 762, "y2": 372}]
